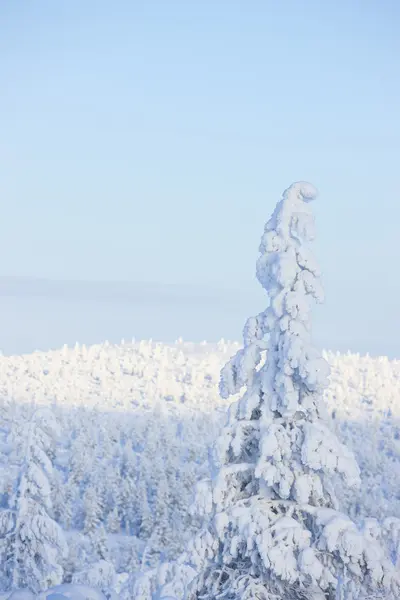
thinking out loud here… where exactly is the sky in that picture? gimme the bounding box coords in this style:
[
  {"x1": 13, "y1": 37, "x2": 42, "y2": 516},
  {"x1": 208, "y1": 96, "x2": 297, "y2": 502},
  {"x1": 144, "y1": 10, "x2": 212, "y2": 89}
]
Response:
[{"x1": 1, "y1": 1, "x2": 400, "y2": 356}]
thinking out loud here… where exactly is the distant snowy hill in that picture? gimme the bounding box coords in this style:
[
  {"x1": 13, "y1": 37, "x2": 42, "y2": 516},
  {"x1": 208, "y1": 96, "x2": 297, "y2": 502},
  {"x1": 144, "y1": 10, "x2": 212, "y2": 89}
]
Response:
[
  {"x1": 1, "y1": 276, "x2": 399, "y2": 358},
  {"x1": 0, "y1": 277, "x2": 256, "y2": 355}
]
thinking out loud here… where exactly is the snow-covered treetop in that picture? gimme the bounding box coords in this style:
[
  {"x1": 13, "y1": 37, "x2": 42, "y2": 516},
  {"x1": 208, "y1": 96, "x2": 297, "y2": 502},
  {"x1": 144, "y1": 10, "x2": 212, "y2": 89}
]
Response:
[
  {"x1": 256, "y1": 181, "x2": 329, "y2": 417},
  {"x1": 221, "y1": 181, "x2": 330, "y2": 419}
]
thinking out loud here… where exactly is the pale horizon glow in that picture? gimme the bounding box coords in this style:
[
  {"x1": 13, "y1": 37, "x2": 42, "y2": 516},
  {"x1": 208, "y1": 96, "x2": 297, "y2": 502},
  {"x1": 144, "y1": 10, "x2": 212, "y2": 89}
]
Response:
[{"x1": 0, "y1": 1, "x2": 399, "y2": 356}]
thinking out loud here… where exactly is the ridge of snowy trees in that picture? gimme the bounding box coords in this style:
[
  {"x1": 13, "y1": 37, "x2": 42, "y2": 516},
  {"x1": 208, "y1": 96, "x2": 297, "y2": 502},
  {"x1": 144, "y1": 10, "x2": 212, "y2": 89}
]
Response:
[
  {"x1": 0, "y1": 397, "x2": 209, "y2": 594},
  {"x1": 148, "y1": 183, "x2": 400, "y2": 600}
]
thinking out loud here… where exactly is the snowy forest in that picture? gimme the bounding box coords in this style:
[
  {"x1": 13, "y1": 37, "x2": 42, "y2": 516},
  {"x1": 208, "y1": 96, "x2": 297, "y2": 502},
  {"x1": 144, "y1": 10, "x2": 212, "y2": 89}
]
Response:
[{"x1": 1, "y1": 183, "x2": 400, "y2": 599}]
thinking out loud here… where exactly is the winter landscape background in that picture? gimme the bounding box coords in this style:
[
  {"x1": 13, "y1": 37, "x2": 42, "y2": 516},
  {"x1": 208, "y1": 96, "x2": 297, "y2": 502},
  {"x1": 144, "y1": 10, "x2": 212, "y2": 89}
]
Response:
[{"x1": 2, "y1": 1, "x2": 400, "y2": 598}]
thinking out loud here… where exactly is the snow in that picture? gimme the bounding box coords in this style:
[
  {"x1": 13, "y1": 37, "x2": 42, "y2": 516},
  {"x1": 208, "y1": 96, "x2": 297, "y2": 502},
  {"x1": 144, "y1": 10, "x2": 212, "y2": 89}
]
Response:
[
  {"x1": 0, "y1": 340, "x2": 400, "y2": 597},
  {"x1": 37, "y1": 584, "x2": 107, "y2": 600}
]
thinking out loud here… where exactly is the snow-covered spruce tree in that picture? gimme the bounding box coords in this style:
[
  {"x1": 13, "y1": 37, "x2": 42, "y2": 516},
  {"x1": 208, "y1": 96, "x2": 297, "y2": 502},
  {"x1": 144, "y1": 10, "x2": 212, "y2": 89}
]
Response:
[
  {"x1": 173, "y1": 183, "x2": 399, "y2": 600},
  {"x1": 106, "y1": 507, "x2": 120, "y2": 535},
  {"x1": 83, "y1": 486, "x2": 104, "y2": 536},
  {"x1": 72, "y1": 559, "x2": 116, "y2": 598},
  {"x1": 10, "y1": 408, "x2": 67, "y2": 593}
]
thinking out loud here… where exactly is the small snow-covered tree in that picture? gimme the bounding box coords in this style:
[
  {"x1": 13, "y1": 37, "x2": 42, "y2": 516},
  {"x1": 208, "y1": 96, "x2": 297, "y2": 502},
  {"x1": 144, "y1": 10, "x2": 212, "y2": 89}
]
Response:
[
  {"x1": 174, "y1": 183, "x2": 399, "y2": 600},
  {"x1": 72, "y1": 559, "x2": 116, "y2": 597},
  {"x1": 120, "y1": 476, "x2": 139, "y2": 534},
  {"x1": 62, "y1": 479, "x2": 78, "y2": 531},
  {"x1": 10, "y1": 408, "x2": 67, "y2": 593},
  {"x1": 138, "y1": 479, "x2": 153, "y2": 541},
  {"x1": 63, "y1": 533, "x2": 90, "y2": 584},
  {"x1": 84, "y1": 486, "x2": 103, "y2": 536},
  {"x1": 106, "y1": 507, "x2": 120, "y2": 535},
  {"x1": 52, "y1": 469, "x2": 66, "y2": 524},
  {"x1": 92, "y1": 524, "x2": 109, "y2": 561},
  {"x1": 153, "y1": 471, "x2": 171, "y2": 550}
]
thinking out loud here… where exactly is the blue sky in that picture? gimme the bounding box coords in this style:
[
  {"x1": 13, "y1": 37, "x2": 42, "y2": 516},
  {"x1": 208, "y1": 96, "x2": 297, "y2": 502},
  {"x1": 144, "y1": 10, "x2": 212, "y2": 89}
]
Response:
[{"x1": 0, "y1": 1, "x2": 400, "y2": 355}]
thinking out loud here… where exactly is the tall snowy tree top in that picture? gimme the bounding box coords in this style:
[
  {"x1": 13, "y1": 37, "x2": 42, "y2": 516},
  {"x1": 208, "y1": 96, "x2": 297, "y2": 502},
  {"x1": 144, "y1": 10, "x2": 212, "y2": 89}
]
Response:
[
  {"x1": 257, "y1": 181, "x2": 329, "y2": 415},
  {"x1": 221, "y1": 181, "x2": 330, "y2": 420},
  {"x1": 257, "y1": 180, "x2": 319, "y2": 295}
]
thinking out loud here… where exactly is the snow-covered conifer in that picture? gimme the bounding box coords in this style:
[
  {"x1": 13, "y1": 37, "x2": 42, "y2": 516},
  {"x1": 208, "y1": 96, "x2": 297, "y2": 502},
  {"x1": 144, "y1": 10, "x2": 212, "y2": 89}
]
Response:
[
  {"x1": 125, "y1": 539, "x2": 141, "y2": 575},
  {"x1": 92, "y1": 524, "x2": 109, "y2": 561},
  {"x1": 177, "y1": 183, "x2": 399, "y2": 600},
  {"x1": 138, "y1": 480, "x2": 153, "y2": 541},
  {"x1": 61, "y1": 478, "x2": 79, "y2": 531},
  {"x1": 63, "y1": 533, "x2": 90, "y2": 584},
  {"x1": 52, "y1": 469, "x2": 66, "y2": 524},
  {"x1": 106, "y1": 507, "x2": 120, "y2": 535},
  {"x1": 70, "y1": 432, "x2": 93, "y2": 486},
  {"x1": 72, "y1": 559, "x2": 116, "y2": 597},
  {"x1": 120, "y1": 477, "x2": 139, "y2": 534},
  {"x1": 84, "y1": 487, "x2": 103, "y2": 536},
  {"x1": 10, "y1": 408, "x2": 67, "y2": 592}
]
